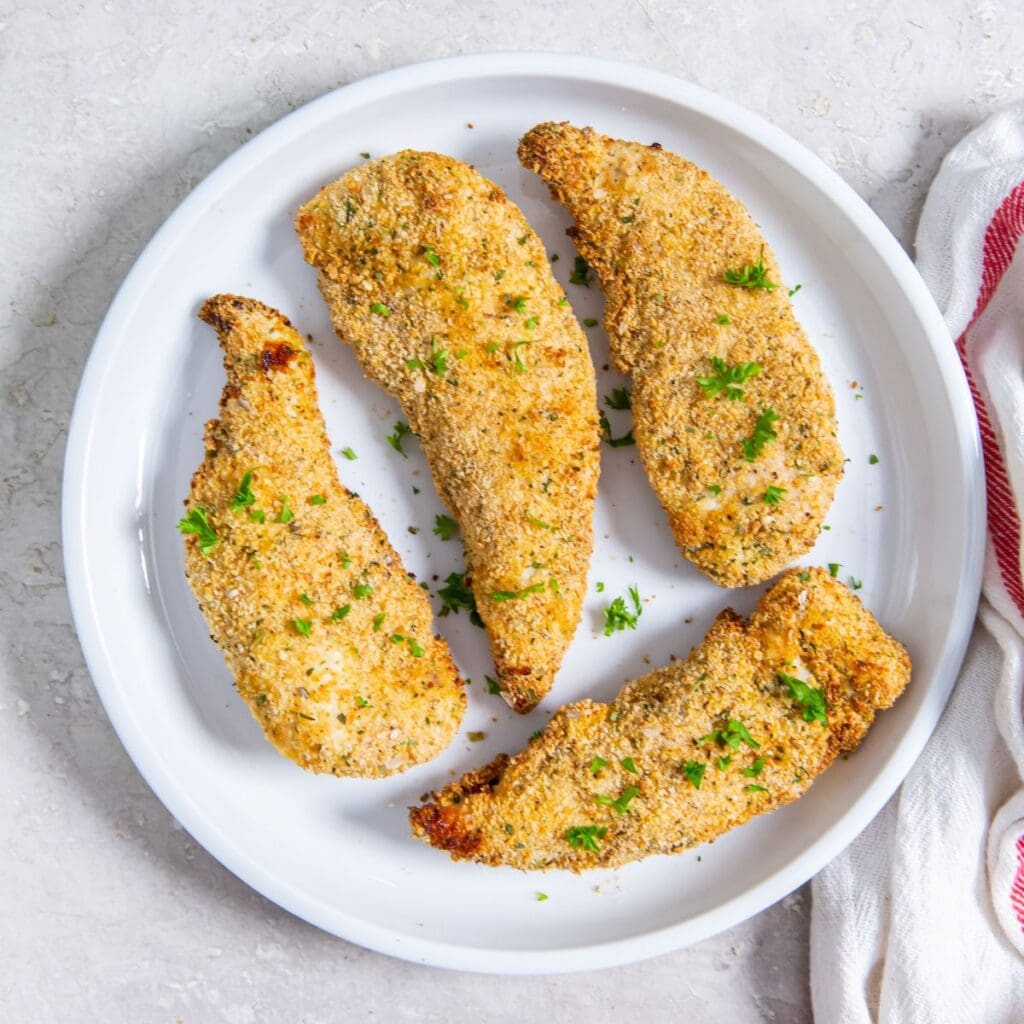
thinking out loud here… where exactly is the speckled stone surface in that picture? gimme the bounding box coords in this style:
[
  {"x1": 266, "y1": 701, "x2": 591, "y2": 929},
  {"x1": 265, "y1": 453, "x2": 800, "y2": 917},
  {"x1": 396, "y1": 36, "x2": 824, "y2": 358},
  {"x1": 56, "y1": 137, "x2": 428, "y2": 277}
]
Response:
[{"x1": 2, "y1": 2, "x2": 1021, "y2": 1020}]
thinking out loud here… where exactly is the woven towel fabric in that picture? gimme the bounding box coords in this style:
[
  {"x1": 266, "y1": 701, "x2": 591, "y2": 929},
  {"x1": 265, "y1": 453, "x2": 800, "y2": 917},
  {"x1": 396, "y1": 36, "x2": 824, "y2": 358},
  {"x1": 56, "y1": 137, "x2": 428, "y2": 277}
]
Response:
[{"x1": 810, "y1": 104, "x2": 1024, "y2": 1024}]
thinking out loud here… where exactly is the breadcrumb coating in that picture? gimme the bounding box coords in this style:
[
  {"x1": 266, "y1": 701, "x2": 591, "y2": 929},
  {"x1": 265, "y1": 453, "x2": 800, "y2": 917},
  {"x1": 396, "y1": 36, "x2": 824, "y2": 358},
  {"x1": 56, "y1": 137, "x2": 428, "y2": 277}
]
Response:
[
  {"x1": 410, "y1": 568, "x2": 909, "y2": 870},
  {"x1": 519, "y1": 123, "x2": 843, "y2": 587},
  {"x1": 182, "y1": 295, "x2": 465, "y2": 777},
  {"x1": 296, "y1": 152, "x2": 600, "y2": 712}
]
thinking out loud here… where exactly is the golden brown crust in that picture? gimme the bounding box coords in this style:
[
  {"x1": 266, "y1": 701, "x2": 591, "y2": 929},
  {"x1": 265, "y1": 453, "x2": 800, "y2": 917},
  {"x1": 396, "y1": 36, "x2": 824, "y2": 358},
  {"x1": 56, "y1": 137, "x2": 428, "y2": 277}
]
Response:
[
  {"x1": 410, "y1": 568, "x2": 910, "y2": 870},
  {"x1": 519, "y1": 123, "x2": 844, "y2": 587},
  {"x1": 183, "y1": 294, "x2": 465, "y2": 777},
  {"x1": 296, "y1": 152, "x2": 600, "y2": 712}
]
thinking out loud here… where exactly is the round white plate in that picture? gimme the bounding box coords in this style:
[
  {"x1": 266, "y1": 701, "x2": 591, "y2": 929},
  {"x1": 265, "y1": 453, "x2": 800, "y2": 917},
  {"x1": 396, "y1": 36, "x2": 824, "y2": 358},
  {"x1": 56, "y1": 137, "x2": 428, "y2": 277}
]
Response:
[{"x1": 63, "y1": 53, "x2": 984, "y2": 973}]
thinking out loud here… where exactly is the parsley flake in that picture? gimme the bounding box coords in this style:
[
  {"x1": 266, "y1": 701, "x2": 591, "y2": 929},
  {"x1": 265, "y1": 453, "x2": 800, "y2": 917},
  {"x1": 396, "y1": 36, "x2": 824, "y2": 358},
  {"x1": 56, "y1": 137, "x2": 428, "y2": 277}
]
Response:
[
  {"x1": 869, "y1": 453, "x2": 879, "y2": 465},
  {"x1": 742, "y1": 408, "x2": 780, "y2": 461},
  {"x1": 697, "y1": 357, "x2": 762, "y2": 400},
  {"x1": 701, "y1": 719, "x2": 760, "y2": 751},
  {"x1": 276, "y1": 496, "x2": 293, "y2": 524},
  {"x1": 599, "y1": 412, "x2": 635, "y2": 448},
  {"x1": 593, "y1": 785, "x2": 640, "y2": 814},
  {"x1": 386, "y1": 421, "x2": 411, "y2": 458},
  {"x1": 604, "y1": 387, "x2": 632, "y2": 410},
  {"x1": 422, "y1": 245, "x2": 441, "y2": 267},
  {"x1": 177, "y1": 507, "x2": 218, "y2": 556},
  {"x1": 437, "y1": 572, "x2": 483, "y2": 628},
  {"x1": 433, "y1": 514, "x2": 458, "y2": 541},
  {"x1": 228, "y1": 472, "x2": 256, "y2": 514},
  {"x1": 370, "y1": 302, "x2": 391, "y2": 317},
  {"x1": 620, "y1": 757, "x2": 638, "y2": 774},
  {"x1": 828, "y1": 562, "x2": 840, "y2": 577},
  {"x1": 778, "y1": 672, "x2": 828, "y2": 725},
  {"x1": 341, "y1": 447, "x2": 357, "y2": 461},
  {"x1": 308, "y1": 494, "x2": 326, "y2": 505},
  {"x1": 589, "y1": 756, "x2": 608, "y2": 776},
  {"x1": 565, "y1": 825, "x2": 607, "y2": 852},
  {"x1": 331, "y1": 605, "x2": 350, "y2": 621},
  {"x1": 724, "y1": 257, "x2": 776, "y2": 291},
  {"x1": 583, "y1": 317, "x2": 598, "y2": 328},
  {"x1": 353, "y1": 582, "x2": 374, "y2": 599},
  {"x1": 293, "y1": 618, "x2": 312, "y2": 637},
  {"x1": 603, "y1": 585, "x2": 642, "y2": 636},
  {"x1": 683, "y1": 761, "x2": 706, "y2": 789},
  {"x1": 569, "y1": 256, "x2": 591, "y2": 287},
  {"x1": 742, "y1": 757, "x2": 766, "y2": 778},
  {"x1": 763, "y1": 486, "x2": 786, "y2": 505}
]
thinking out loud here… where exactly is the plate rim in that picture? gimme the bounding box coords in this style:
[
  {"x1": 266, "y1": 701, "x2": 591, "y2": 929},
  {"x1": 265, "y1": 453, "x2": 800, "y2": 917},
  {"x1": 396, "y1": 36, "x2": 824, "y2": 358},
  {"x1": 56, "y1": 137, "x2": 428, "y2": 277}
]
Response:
[{"x1": 61, "y1": 50, "x2": 985, "y2": 973}]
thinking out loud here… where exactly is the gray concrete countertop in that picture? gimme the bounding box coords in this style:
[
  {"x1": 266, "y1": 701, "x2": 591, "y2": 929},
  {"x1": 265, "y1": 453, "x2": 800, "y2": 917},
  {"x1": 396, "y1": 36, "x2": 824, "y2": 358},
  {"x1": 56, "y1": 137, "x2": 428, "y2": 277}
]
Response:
[{"x1": 2, "y1": 2, "x2": 1021, "y2": 1020}]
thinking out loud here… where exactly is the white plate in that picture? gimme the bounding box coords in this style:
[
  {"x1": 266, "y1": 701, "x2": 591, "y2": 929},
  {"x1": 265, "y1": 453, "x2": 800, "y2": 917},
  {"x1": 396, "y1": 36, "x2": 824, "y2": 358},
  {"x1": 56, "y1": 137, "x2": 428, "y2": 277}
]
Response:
[{"x1": 62, "y1": 53, "x2": 984, "y2": 973}]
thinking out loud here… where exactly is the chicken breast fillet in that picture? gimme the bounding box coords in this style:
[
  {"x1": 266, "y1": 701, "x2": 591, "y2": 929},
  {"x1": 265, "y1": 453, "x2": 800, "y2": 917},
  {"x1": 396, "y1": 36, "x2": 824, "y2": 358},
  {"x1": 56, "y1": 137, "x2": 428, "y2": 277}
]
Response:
[
  {"x1": 296, "y1": 152, "x2": 600, "y2": 713},
  {"x1": 410, "y1": 568, "x2": 909, "y2": 870},
  {"x1": 519, "y1": 123, "x2": 844, "y2": 587},
  {"x1": 181, "y1": 295, "x2": 465, "y2": 777}
]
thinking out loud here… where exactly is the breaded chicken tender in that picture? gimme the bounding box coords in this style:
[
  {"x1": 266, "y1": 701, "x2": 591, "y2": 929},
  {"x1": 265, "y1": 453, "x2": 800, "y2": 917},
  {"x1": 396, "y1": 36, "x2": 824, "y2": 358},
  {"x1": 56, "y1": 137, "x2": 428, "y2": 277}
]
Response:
[
  {"x1": 410, "y1": 568, "x2": 909, "y2": 870},
  {"x1": 519, "y1": 123, "x2": 843, "y2": 587},
  {"x1": 296, "y1": 152, "x2": 600, "y2": 713},
  {"x1": 181, "y1": 295, "x2": 465, "y2": 777}
]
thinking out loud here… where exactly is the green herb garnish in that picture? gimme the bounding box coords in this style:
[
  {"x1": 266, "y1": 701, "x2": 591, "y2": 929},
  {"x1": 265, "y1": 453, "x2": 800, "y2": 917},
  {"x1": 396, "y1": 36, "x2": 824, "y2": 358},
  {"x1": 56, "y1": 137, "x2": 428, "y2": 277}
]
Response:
[
  {"x1": 763, "y1": 486, "x2": 786, "y2": 505},
  {"x1": 569, "y1": 256, "x2": 591, "y2": 287},
  {"x1": 697, "y1": 357, "x2": 762, "y2": 400},
  {"x1": 437, "y1": 571, "x2": 483, "y2": 628},
  {"x1": 353, "y1": 582, "x2": 374, "y2": 599},
  {"x1": 433, "y1": 514, "x2": 458, "y2": 541},
  {"x1": 620, "y1": 757, "x2": 638, "y2": 774},
  {"x1": 589, "y1": 756, "x2": 608, "y2": 776},
  {"x1": 276, "y1": 496, "x2": 293, "y2": 524},
  {"x1": 741, "y1": 408, "x2": 780, "y2": 461},
  {"x1": 700, "y1": 719, "x2": 760, "y2": 750},
  {"x1": 177, "y1": 507, "x2": 218, "y2": 556},
  {"x1": 683, "y1": 761, "x2": 706, "y2": 789},
  {"x1": 308, "y1": 494, "x2": 326, "y2": 505},
  {"x1": 603, "y1": 585, "x2": 642, "y2": 636},
  {"x1": 593, "y1": 785, "x2": 639, "y2": 814},
  {"x1": 228, "y1": 472, "x2": 256, "y2": 513},
  {"x1": 742, "y1": 758, "x2": 766, "y2": 778},
  {"x1": 370, "y1": 302, "x2": 391, "y2": 317},
  {"x1": 340, "y1": 447, "x2": 357, "y2": 461},
  {"x1": 724, "y1": 257, "x2": 776, "y2": 291},
  {"x1": 599, "y1": 412, "x2": 635, "y2": 448},
  {"x1": 386, "y1": 421, "x2": 411, "y2": 458},
  {"x1": 565, "y1": 825, "x2": 607, "y2": 851},
  {"x1": 778, "y1": 672, "x2": 828, "y2": 725},
  {"x1": 604, "y1": 387, "x2": 632, "y2": 410},
  {"x1": 331, "y1": 605, "x2": 350, "y2": 621},
  {"x1": 293, "y1": 618, "x2": 312, "y2": 637}
]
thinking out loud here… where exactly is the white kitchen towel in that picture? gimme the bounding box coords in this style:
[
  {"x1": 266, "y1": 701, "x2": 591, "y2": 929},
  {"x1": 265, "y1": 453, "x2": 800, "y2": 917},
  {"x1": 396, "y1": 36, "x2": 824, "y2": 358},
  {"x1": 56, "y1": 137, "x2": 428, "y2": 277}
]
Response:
[{"x1": 810, "y1": 105, "x2": 1024, "y2": 1023}]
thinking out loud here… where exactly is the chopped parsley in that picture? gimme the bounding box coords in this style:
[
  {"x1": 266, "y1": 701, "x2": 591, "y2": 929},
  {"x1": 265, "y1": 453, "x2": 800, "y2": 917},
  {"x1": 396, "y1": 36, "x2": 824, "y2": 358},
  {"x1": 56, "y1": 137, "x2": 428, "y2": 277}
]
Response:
[
  {"x1": 277, "y1": 496, "x2": 293, "y2": 524},
  {"x1": 490, "y1": 582, "x2": 546, "y2": 602},
  {"x1": 249, "y1": 509, "x2": 266, "y2": 524},
  {"x1": 715, "y1": 755, "x2": 732, "y2": 771},
  {"x1": 603, "y1": 585, "x2": 642, "y2": 636},
  {"x1": 370, "y1": 302, "x2": 391, "y2": 317},
  {"x1": 589, "y1": 756, "x2": 608, "y2": 776},
  {"x1": 504, "y1": 294, "x2": 527, "y2": 314},
  {"x1": 527, "y1": 514, "x2": 554, "y2": 530},
  {"x1": 341, "y1": 447, "x2": 357, "y2": 460},
  {"x1": 433, "y1": 514, "x2": 458, "y2": 541},
  {"x1": 407, "y1": 637, "x2": 425, "y2": 658},
  {"x1": 715, "y1": 314, "x2": 731, "y2": 325},
  {"x1": 742, "y1": 757, "x2": 766, "y2": 778},
  {"x1": 422, "y1": 245, "x2": 441, "y2": 267},
  {"x1": 177, "y1": 507, "x2": 218, "y2": 556},
  {"x1": 596, "y1": 581, "x2": 605, "y2": 593},
  {"x1": 593, "y1": 785, "x2": 639, "y2": 814},
  {"x1": 848, "y1": 576, "x2": 863, "y2": 591},
  {"x1": 524, "y1": 316, "x2": 539, "y2": 330},
  {"x1": 707, "y1": 484, "x2": 722, "y2": 496},
  {"x1": 511, "y1": 339, "x2": 533, "y2": 374},
  {"x1": 763, "y1": 486, "x2": 786, "y2": 505},
  {"x1": 569, "y1": 256, "x2": 591, "y2": 287},
  {"x1": 485, "y1": 675, "x2": 501, "y2": 695},
  {"x1": 293, "y1": 618, "x2": 312, "y2": 637},
  {"x1": 359, "y1": 151, "x2": 370, "y2": 159},
  {"x1": 308, "y1": 494, "x2": 326, "y2": 505},
  {"x1": 298, "y1": 593, "x2": 312, "y2": 606},
  {"x1": 683, "y1": 761, "x2": 706, "y2": 789},
  {"x1": 746, "y1": 784, "x2": 768, "y2": 793},
  {"x1": 778, "y1": 672, "x2": 828, "y2": 725},
  {"x1": 599, "y1": 412, "x2": 635, "y2": 448},
  {"x1": 697, "y1": 357, "x2": 762, "y2": 400},
  {"x1": 620, "y1": 757, "x2": 638, "y2": 774},
  {"x1": 353, "y1": 582, "x2": 374, "y2": 599},
  {"x1": 536, "y1": 892, "x2": 548, "y2": 902},
  {"x1": 355, "y1": 695, "x2": 370, "y2": 708},
  {"x1": 700, "y1": 719, "x2": 760, "y2": 750},
  {"x1": 583, "y1": 317, "x2": 598, "y2": 327},
  {"x1": 828, "y1": 562, "x2": 841, "y2": 577},
  {"x1": 372, "y1": 612, "x2": 385, "y2": 632},
  {"x1": 228, "y1": 472, "x2": 256, "y2": 513},
  {"x1": 789, "y1": 284, "x2": 802, "y2": 297},
  {"x1": 437, "y1": 572, "x2": 483, "y2": 627},
  {"x1": 565, "y1": 825, "x2": 607, "y2": 852},
  {"x1": 604, "y1": 387, "x2": 632, "y2": 410},
  {"x1": 869, "y1": 453, "x2": 879, "y2": 465},
  {"x1": 331, "y1": 605, "x2": 350, "y2": 621},
  {"x1": 724, "y1": 257, "x2": 776, "y2": 291},
  {"x1": 741, "y1": 408, "x2": 780, "y2": 461},
  {"x1": 386, "y1": 421, "x2": 411, "y2": 457}
]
